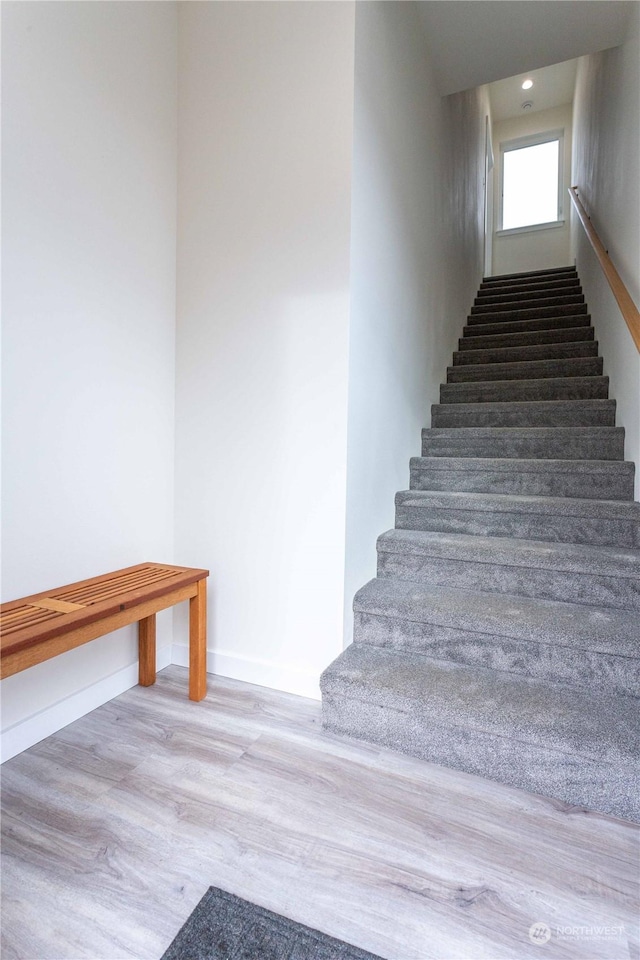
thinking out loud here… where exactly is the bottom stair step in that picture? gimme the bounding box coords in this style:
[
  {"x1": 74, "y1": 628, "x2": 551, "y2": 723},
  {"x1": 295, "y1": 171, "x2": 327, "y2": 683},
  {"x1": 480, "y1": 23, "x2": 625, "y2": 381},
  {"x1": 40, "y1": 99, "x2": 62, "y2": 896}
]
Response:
[{"x1": 320, "y1": 644, "x2": 640, "y2": 821}]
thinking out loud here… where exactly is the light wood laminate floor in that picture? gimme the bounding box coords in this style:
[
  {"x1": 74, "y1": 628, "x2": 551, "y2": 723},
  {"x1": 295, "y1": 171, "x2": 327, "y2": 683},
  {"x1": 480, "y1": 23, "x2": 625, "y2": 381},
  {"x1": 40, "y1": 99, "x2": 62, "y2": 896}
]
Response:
[{"x1": 1, "y1": 666, "x2": 638, "y2": 960}]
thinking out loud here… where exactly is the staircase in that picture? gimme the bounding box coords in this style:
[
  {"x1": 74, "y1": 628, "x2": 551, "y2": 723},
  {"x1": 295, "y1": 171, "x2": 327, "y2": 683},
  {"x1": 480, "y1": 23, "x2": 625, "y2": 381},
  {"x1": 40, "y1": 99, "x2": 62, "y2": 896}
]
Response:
[{"x1": 321, "y1": 265, "x2": 640, "y2": 822}]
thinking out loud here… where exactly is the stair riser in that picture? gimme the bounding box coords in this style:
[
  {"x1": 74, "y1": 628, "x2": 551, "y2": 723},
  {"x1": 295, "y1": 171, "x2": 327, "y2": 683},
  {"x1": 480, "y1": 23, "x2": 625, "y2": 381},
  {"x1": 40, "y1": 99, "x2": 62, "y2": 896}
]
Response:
[
  {"x1": 457, "y1": 327, "x2": 594, "y2": 351},
  {"x1": 321, "y1": 696, "x2": 638, "y2": 822},
  {"x1": 409, "y1": 463, "x2": 634, "y2": 500},
  {"x1": 476, "y1": 279, "x2": 581, "y2": 299},
  {"x1": 395, "y1": 504, "x2": 639, "y2": 548},
  {"x1": 440, "y1": 377, "x2": 609, "y2": 404},
  {"x1": 453, "y1": 342, "x2": 598, "y2": 366},
  {"x1": 471, "y1": 295, "x2": 585, "y2": 315},
  {"x1": 447, "y1": 357, "x2": 603, "y2": 383},
  {"x1": 420, "y1": 432, "x2": 624, "y2": 460},
  {"x1": 353, "y1": 612, "x2": 640, "y2": 697},
  {"x1": 468, "y1": 303, "x2": 589, "y2": 324},
  {"x1": 431, "y1": 401, "x2": 617, "y2": 428},
  {"x1": 376, "y1": 550, "x2": 640, "y2": 610},
  {"x1": 463, "y1": 315, "x2": 591, "y2": 337}
]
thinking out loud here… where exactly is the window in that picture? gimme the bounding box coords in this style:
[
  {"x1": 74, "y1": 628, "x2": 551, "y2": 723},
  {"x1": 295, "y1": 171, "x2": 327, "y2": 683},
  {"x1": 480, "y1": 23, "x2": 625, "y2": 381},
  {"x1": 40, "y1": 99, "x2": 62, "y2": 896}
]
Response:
[{"x1": 499, "y1": 130, "x2": 564, "y2": 233}]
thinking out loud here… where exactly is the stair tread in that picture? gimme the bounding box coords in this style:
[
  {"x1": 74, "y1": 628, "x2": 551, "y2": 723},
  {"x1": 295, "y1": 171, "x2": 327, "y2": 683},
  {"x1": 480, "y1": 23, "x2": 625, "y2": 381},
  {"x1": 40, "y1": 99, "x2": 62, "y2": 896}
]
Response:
[
  {"x1": 431, "y1": 399, "x2": 616, "y2": 429},
  {"x1": 458, "y1": 336, "x2": 595, "y2": 349},
  {"x1": 397, "y1": 487, "x2": 639, "y2": 547},
  {"x1": 447, "y1": 356, "x2": 601, "y2": 380},
  {"x1": 377, "y1": 527, "x2": 640, "y2": 579},
  {"x1": 484, "y1": 266, "x2": 576, "y2": 282},
  {"x1": 477, "y1": 280, "x2": 581, "y2": 299},
  {"x1": 421, "y1": 425, "x2": 624, "y2": 461},
  {"x1": 424, "y1": 425, "x2": 622, "y2": 437},
  {"x1": 395, "y1": 488, "x2": 640, "y2": 521},
  {"x1": 422, "y1": 423, "x2": 622, "y2": 443},
  {"x1": 471, "y1": 294, "x2": 585, "y2": 313},
  {"x1": 453, "y1": 341, "x2": 597, "y2": 364},
  {"x1": 467, "y1": 303, "x2": 588, "y2": 324},
  {"x1": 458, "y1": 327, "x2": 594, "y2": 350},
  {"x1": 476, "y1": 292, "x2": 582, "y2": 307},
  {"x1": 410, "y1": 455, "x2": 634, "y2": 474},
  {"x1": 322, "y1": 644, "x2": 639, "y2": 761},
  {"x1": 353, "y1": 577, "x2": 640, "y2": 656},
  {"x1": 441, "y1": 376, "x2": 610, "y2": 404},
  {"x1": 463, "y1": 315, "x2": 590, "y2": 337}
]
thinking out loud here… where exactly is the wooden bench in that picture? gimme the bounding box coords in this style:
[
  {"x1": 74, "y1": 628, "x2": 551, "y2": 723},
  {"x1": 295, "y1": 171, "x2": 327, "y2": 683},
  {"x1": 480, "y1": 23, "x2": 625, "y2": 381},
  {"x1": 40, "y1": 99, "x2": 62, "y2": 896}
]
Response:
[{"x1": 0, "y1": 563, "x2": 209, "y2": 700}]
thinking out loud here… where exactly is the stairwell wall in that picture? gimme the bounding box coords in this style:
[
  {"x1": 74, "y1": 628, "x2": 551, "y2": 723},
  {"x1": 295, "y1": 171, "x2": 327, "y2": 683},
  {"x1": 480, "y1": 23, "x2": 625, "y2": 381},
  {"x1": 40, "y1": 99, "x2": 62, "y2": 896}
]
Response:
[
  {"x1": 174, "y1": 2, "x2": 355, "y2": 698},
  {"x1": 1, "y1": 1, "x2": 178, "y2": 758},
  {"x1": 572, "y1": 5, "x2": 640, "y2": 497},
  {"x1": 343, "y1": 1, "x2": 489, "y2": 645}
]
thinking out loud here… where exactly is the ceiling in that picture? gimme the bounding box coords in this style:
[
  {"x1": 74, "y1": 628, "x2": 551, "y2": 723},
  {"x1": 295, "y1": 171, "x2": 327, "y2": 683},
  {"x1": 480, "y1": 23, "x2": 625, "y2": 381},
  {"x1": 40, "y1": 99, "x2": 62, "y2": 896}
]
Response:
[
  {"x1": 416, "y1": 1, "x2": 634, "y2": 95},
  {"x1": 489, "y1": 58, "x2": 578, "y2": 123}
]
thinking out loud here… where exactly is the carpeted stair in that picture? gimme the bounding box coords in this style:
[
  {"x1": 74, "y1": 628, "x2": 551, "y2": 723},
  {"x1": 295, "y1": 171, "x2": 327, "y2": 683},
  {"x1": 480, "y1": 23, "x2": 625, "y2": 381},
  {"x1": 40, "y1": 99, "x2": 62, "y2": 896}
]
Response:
[{"x1": 321, "y1": 265, "x2": 640, "y2": 821}]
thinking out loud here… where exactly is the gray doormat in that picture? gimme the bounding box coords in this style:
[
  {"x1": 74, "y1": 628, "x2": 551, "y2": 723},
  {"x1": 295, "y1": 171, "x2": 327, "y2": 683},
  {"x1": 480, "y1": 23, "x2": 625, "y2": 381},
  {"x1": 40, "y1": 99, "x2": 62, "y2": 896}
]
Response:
[{"x1": 161, "y1": 886, "x2": 385, "y2": 960}]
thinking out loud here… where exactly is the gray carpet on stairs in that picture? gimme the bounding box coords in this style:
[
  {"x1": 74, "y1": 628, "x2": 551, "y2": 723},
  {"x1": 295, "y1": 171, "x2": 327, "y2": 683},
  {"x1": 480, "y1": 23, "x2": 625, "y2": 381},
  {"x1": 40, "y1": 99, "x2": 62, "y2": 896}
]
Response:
[
  {"x1": 430, "y1": 398, "x2": 616, "y2": 427},
  {"x1": 394, "y1": 488, "x2": 640, "y2": 547},
  {"x1": 321, "y1": 266, "x2": 640, "y2": 822}
]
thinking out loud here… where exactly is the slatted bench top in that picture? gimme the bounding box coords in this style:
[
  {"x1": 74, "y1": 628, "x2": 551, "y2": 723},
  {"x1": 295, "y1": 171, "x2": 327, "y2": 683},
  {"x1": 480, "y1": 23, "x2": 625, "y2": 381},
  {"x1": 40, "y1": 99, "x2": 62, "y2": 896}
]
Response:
[{"x1": 1, "y1": 562, "x2": 208, "y2": 670}]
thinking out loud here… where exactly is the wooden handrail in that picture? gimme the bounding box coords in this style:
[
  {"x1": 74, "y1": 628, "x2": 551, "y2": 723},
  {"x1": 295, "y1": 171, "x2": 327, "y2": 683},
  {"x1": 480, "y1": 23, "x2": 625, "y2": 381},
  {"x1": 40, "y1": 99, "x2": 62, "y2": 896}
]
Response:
[{"x1": 569, "y1": 186, "x2": 640, "y2": 352}]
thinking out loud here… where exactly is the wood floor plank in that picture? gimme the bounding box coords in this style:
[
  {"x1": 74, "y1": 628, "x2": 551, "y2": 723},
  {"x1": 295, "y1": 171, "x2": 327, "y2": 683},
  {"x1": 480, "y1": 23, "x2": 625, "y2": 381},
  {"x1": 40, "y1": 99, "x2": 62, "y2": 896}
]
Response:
[
  {"x1": 1, "y1": 666, "x2": 638, "y2": 960},
  {"x1": 223, "y1": 734, "x2": 638, "y2": 905}
]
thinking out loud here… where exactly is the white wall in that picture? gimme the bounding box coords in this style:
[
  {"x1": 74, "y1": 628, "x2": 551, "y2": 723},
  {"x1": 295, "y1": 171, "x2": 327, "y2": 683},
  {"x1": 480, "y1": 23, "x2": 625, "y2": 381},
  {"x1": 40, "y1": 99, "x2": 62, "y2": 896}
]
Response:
[
  {"x1": 1, "y1": 0, "x2": 497, "y2": 753},
  {"x1": 1, "y1": 2, "x2": 178, "y2": 758},
  {"x1": 572, "y1": 7, "x2": 640, "y2": 497},
  {"x1": 492, "y1": 104, "x2": 573, "y2": 276},
  {"x1": 174, "y1": 2, "x2": 355, "y2": 699},
  {"x1": 343, "y1": 2, "x2": 488, "y2": 644}
]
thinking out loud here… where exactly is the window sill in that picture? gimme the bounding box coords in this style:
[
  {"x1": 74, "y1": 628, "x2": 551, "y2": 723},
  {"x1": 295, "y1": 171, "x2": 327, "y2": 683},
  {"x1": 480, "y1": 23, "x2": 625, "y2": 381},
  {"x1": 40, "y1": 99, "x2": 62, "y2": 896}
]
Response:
[{"x1": 496, "y1": 220, "x2": 565, "y2": 238}]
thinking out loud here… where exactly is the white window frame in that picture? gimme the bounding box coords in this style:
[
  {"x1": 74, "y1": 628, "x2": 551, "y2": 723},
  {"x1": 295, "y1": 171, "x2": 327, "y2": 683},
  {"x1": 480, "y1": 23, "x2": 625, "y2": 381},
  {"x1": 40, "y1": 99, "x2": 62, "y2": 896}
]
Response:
[{"x1": 497, "y1": 128, "x2": 565, "y2": 236}]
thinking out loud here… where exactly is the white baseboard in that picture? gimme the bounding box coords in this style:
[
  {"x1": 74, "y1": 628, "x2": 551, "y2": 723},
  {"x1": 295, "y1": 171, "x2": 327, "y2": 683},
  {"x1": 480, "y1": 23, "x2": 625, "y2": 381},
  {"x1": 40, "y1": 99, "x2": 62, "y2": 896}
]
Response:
[
  {"x1": 0, "y1": 647, "x2": 173, "y2": 763},
  {"x1": 1, "y1": 645, "x2": 321, "y2": 763},
  {"x1": 171, "y1": 644, "x2": 321, "y2": 701}
]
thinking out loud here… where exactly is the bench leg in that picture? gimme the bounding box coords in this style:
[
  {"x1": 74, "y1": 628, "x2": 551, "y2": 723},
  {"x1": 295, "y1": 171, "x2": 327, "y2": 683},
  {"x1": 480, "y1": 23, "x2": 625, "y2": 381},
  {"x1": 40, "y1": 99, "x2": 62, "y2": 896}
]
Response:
[
  {"x1": 138, "y1": 614, "x2": 156, "y2": 686},
  {"x1": 189, "y1": 578, "x2": 207, "y2": 701}
]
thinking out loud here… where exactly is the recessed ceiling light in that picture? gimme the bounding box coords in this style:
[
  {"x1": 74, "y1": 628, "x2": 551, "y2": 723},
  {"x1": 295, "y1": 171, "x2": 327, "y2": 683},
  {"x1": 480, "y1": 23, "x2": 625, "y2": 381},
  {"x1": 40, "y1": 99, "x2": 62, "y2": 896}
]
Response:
[{"x1": 522, "y1": 79, "x2": 534, "y2": 90}]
